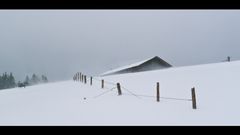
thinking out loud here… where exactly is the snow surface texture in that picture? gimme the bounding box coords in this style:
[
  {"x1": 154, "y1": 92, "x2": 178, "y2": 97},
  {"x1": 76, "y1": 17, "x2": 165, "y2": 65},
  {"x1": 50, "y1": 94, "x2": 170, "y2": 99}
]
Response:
[{"x1": 0, "y1": 61, "x2": 240, "y2": 125}]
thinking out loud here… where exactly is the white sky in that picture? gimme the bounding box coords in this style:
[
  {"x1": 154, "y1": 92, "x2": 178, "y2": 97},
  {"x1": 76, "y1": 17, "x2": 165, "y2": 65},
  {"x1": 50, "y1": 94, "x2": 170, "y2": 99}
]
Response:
[{"x1": 1, "y1": 10, "x2": 240, "y2": 81}]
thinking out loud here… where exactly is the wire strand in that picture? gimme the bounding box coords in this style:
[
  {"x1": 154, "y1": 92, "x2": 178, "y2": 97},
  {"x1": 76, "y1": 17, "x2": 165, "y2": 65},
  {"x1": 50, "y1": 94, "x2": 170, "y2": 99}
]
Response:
[
  {"x1": 121, "y1": 86, "x2": 141, "y2": 99},
  {"x1": 93, "y1": 87, "x2": 116, "y2": 98},
  {"x1": 75, "y1": 75, "x2": 192, "y2": 102}
]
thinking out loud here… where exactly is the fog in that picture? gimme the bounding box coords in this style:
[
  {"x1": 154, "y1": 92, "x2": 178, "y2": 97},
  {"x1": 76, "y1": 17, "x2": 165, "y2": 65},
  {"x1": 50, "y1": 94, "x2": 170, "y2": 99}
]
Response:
[{"x1": 1, "y1": 10, "x2": 240, "y2": 81}]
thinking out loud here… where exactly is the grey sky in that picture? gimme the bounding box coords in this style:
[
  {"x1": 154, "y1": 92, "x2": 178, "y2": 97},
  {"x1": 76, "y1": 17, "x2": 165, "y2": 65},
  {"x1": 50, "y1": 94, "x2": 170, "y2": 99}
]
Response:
[{"x1": 1, "y1": 10, "x2": 240, "y2": 81}]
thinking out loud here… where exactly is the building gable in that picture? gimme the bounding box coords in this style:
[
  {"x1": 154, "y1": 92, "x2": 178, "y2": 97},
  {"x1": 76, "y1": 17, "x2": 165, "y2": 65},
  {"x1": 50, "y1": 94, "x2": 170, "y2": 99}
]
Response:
[{"x1": 101, "y1": 56, "x2": 172, "y2": 76}]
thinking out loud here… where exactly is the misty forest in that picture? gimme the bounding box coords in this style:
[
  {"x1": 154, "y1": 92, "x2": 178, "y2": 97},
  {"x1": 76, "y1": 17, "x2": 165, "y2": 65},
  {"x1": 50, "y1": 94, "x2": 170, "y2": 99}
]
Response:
[{"x1": 0, "y1": 72, "x2": 48, "y2": 90}]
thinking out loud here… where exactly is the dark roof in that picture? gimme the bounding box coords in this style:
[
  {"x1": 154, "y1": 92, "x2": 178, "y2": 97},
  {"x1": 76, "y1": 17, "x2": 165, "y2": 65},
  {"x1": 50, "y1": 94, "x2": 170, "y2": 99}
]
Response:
[{"x1": 101, "y1": 56, "x2": 172, "y2": 76}]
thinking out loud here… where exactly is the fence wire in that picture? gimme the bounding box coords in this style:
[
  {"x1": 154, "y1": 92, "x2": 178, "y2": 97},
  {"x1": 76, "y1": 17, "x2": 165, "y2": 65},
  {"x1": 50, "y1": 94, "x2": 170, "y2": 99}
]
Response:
[
  {"x1": 93, "y1": 87, "x2": 116, "y2": 98},
  {"x1": 73, "y1": 73, "x2": 192, "y2": 102}
]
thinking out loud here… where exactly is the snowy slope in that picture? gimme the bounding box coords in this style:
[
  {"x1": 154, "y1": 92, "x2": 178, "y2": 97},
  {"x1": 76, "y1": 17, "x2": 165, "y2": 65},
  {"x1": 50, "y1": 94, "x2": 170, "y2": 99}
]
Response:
[{"x1": 0, "y1": 61, "x2": 240, "y2": 125}]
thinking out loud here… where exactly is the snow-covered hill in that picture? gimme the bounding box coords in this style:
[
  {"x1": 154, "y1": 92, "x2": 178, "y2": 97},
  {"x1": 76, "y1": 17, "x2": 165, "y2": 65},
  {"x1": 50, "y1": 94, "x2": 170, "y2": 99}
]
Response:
[{"x1": 0, "y1": 61, "x2": 240, "y2": 125}]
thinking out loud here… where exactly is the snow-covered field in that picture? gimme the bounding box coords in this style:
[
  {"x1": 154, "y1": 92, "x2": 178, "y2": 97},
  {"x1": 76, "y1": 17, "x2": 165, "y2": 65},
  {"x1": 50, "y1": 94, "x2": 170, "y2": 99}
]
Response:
[{"x1": 0, "y1": 61, "x2": 240, "y2": 125}]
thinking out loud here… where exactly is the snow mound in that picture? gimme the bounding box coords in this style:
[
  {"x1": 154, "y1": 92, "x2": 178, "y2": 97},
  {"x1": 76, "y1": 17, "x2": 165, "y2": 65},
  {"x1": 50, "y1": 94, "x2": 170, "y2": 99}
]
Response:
[{"x1": 0, "y1": 61, "x2": 240, "y2": 125}]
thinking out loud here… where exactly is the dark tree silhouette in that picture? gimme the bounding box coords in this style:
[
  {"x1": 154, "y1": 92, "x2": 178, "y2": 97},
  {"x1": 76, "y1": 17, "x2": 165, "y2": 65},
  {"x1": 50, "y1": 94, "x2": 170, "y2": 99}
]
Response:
[
  {"x1": 0, "y1": 72, "x2": 16, "y2": 90},
  {"x1": 24, "y1": 75, "x2": 30, "y2": 86}
]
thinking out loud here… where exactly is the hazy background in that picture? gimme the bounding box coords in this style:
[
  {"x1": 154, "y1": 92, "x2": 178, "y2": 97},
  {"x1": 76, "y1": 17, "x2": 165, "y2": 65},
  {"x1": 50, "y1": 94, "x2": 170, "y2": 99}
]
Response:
[{"x1": 1, "y1": 10, "x2": 240, "y2": 81}]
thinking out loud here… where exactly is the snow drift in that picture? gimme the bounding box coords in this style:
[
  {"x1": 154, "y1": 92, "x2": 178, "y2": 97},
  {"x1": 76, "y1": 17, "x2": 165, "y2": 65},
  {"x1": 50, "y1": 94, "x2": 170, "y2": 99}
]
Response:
[{"x1": 0, "y1": 60, "x2": 240, "y2": 125}]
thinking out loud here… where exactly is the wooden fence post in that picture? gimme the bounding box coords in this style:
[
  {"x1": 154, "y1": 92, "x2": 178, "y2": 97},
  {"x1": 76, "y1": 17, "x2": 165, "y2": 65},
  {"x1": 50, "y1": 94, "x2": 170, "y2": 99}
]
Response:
[
  {"x1": 191, "y1": 87, "x2": 197, "y2": 109},
  {"x1": 84, "y1": 75, "x2": 87, "y2": 84},
  {"x1": 101, "y1": 79, "x2": 104, "y2": 89},
  {"x1": 80, "y1": 72, "x2": 82, "y2": 81},
  {"x1": 156, "y1": 82, "x2": 160, "y2": 102},
  {"x1": 90, "y1": 76, "x2": 92, "y2": 85},
  {"x1": 117, "y1": 83, "x2": 122, "y2": 96},
  {"x1": 81, "y1": 74, "x2": 84, "y2": 82}
]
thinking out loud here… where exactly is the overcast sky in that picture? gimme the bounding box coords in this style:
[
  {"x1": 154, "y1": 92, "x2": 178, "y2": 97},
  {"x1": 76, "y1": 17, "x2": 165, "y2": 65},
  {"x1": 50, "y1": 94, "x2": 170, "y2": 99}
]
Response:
[{"x1": 1, "y1": 10, "x2": 240, "y2": 81}]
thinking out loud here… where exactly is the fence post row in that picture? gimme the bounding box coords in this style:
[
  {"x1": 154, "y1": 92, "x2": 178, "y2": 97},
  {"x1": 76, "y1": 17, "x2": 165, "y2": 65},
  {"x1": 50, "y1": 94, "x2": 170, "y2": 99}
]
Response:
[
  {"x1": 74, "y1": 73, "x2": 197, "y2": 110},
  {"x1": 156, "y1": 82, "x2": 160, "y2": 102},
  {"x1": 117, "y1": 83, "x2": 122, "y2": 96},
  {"x1": 191, "y1": 87, "x2": 197, "y2": 109}
]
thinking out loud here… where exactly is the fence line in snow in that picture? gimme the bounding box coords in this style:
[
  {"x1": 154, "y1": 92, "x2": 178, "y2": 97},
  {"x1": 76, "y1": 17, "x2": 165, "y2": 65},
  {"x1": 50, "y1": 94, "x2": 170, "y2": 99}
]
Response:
[{"x1": 72, "y1": 72, "x2": 197, "y2": 109}]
